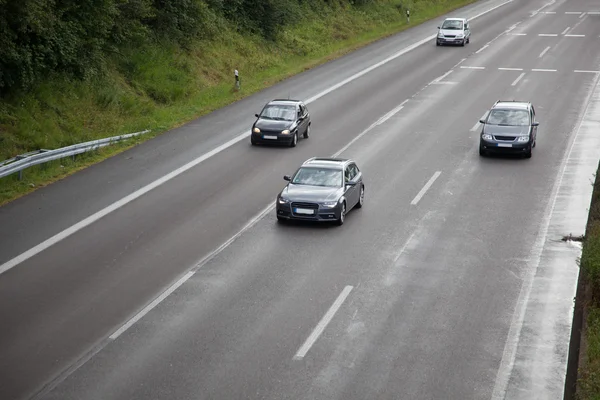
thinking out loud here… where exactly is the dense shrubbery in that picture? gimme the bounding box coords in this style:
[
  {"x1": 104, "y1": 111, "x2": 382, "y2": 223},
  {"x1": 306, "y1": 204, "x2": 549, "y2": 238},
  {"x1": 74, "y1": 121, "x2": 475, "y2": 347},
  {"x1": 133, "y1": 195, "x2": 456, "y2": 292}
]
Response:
[{"x1": 0, "y1": 0, "x2": 381, "y2": 93}]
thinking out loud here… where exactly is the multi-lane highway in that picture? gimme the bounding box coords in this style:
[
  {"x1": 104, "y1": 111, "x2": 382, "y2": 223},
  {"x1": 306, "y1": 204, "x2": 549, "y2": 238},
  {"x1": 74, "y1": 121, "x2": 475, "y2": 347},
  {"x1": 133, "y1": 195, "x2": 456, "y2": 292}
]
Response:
[{"x1": 1, "y1": 0, "x2": 600, "y2": 398}]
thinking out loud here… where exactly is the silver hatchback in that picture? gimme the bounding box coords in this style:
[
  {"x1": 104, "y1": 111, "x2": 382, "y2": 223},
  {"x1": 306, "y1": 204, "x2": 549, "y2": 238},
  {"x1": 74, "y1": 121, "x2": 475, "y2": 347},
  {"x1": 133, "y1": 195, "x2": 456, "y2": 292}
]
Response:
[{"x1": 436, "y1": 18, "x2": 471, "y2": 46}]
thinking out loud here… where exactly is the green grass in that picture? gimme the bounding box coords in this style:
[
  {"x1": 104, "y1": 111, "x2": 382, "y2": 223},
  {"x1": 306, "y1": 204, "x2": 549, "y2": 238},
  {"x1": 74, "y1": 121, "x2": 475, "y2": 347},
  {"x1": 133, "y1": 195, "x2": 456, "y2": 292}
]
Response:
[{"x1": 0, "y1": 0, "x2": 478, "y2": 205}]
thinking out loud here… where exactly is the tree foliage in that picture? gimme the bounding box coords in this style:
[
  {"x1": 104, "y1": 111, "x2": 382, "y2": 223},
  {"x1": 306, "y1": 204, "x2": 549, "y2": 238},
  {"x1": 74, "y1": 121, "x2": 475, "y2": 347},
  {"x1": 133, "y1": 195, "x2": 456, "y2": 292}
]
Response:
[{"x1": 0, "y1": 0, "x2": 368, "y2": 94}]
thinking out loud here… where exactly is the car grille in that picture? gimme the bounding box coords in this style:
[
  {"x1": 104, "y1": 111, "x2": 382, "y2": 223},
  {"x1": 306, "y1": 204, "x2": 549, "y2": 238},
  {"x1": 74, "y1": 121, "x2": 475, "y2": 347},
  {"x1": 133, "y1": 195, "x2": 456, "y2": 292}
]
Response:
[
  {"x1": 445, "y1": 35, "x2": 456, "y2": 38},
  {"x1": 494, "y1": 135, "x2": 516, "y2": 141},
  {"x1": 261, "y1": 129, "x2": 281, "y2": 135},
  {"x1": 291, "y1": 202, "x2": 319, "y2": 210}
]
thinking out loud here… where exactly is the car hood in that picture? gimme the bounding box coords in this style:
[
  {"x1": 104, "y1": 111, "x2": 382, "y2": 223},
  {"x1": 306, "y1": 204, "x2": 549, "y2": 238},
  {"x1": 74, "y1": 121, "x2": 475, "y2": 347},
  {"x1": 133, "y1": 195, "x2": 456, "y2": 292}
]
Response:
[
  {"x1": 439, "y1": 28, "x2": 464, "y2": 36},
  {"x1": 254, "y1": 118, "x2": 294, "y2": 131},
  {"x1": 281, "y1": 184, "x2": 343, "y2": 203},
  {"x1": 483, "y1": 124, "x2": 530, "y2": 136}
]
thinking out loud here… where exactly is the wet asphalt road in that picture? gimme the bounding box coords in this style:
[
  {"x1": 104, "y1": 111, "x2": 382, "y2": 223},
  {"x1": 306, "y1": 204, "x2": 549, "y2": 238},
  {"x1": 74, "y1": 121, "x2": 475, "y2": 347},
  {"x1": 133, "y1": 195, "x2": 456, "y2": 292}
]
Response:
[{"x1": 1, "y1": 0, "x2": 600, "y2": 399}]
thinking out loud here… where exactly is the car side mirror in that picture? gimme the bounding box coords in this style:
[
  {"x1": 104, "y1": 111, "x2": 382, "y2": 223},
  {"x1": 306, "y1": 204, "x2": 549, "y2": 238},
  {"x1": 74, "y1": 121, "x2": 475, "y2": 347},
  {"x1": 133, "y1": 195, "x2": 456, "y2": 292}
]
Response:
[
  {"x1": 437, "y1": 26, "x2": 440, "y2": 29},
  {"x1": 479, "y1": 119, "x2": 486, "y2": 124},
  {"x1": 284, "y1": 175, "x2": 291, "y2": 181},
  {"x1": 532, "y1": 122, "x2": 539, "y2": 126},
  {"x1": 345, "y1": 180, "x2": 357, "y2": 187},
  {"x1": 255, "y1": 113, "x2": 260, "y2": 118}
]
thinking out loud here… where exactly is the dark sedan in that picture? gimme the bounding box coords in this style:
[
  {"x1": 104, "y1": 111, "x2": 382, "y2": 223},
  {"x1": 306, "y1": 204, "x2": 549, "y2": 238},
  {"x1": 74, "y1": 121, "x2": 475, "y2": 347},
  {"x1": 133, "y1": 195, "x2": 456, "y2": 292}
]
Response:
[
  {"x1": 479, "y1": 100, "x2": 539, "y2": 158},
  {"x1": 275, "y1": 157, "x2": 364, "y2": 226},
  {"x1": 251, "y1": 99, "x2": 311, "y2": 147}
]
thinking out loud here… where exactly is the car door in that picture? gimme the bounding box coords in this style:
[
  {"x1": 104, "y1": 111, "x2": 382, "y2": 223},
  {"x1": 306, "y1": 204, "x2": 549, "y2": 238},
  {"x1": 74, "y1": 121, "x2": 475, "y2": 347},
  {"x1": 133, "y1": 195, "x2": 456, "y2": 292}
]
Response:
[
  {"x1": 344, "y1": 165, "x2": 356, "y2": 207},
  {"x1": 350, "y1": 163, "x2": 362, "y2": 207},
  {"x1": 299, "y1": 104, "x2": 308, "y2": 135},
  {"x1": 464, "y1": 21, "x2": 470, "y2": 39},
  {"x1": 531, "y1": 105, "x2": 538, "y2": 142}
]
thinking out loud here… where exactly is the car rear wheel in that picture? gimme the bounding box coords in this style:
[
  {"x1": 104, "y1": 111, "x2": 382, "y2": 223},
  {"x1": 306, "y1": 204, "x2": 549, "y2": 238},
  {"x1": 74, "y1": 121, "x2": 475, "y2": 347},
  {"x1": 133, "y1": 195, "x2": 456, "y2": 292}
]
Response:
[
  {"x1": 356, "y1": 185, "x2": 364, "y2": 209},
  {"x1": 336, "y1": 202, "x2": 346, "y2": 226},
  {"x1": 290, "y1": 132, "x2": 298, "y2": 147},
  {"x1": 304, "y1": 124, "x2": 310, "y2": 139}
]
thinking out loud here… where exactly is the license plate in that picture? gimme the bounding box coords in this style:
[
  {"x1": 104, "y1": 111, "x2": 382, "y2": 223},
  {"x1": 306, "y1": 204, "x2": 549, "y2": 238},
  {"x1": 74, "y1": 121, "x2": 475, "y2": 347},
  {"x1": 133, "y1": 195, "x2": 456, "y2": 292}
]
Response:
[
  {"x1": 497, "y1": 143, "x2": 512, "y2": 148},
  {"x1": 294, "y1": 208, "x2": 314, "y2": 215},
  {"x1": 263, "y1": 135, "x2": 277, "y2": 140}
]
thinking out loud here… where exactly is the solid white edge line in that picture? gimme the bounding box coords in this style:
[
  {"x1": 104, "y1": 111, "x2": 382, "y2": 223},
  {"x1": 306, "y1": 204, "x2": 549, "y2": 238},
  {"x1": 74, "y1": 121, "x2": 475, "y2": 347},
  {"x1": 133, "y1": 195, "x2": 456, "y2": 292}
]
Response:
[
  {"x1": 0, "y1": 0, "x2": 516, "y2": 277},
  {"x1": 561, "y1": 27, "x2": 571, "y2": 35},
  {"x1": 432, "y1": 70, "x2": 454, "y2": 84},
  {"x1": 490, "y1": 58, "x2": 600, "y2": 400},
  {"x1": 411, "y1": 171, "x2": 442, "y2": 205},
  {"x1": 580, "y1": 12, "x2": 587, "y2": 18},
  {"x1": 293, "y1": 285, "x2": 354, "y2": 360},
  {"x1": 376, "y1": 105, "x2": 405, "y2": 125},
  {"x1": 539, "y1": 46, "x2": 551, "y2": 58},
  {"x1": 511, "y1": 72, "x2": 526, "y2": 86},
  {"x1": 393, "y1": 231, "x2": 418, "y2": 263}
]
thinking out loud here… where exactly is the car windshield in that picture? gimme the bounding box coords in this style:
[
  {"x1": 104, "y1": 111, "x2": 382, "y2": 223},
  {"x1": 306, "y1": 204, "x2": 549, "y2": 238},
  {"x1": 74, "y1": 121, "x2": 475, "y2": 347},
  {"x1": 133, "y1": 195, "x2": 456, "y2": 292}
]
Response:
[
  {"x1": 260, "y1": 104, "x2": 296, "y2": 121},
  {"x1": 487, "y1": 109, "x2": 530, "y2": 126},
  {"x1": 291, "y1": 167, "x2": 342, "y2": 188},
  {"x1": 441, "y1": 20, "x2": 463, "y2": 29}
]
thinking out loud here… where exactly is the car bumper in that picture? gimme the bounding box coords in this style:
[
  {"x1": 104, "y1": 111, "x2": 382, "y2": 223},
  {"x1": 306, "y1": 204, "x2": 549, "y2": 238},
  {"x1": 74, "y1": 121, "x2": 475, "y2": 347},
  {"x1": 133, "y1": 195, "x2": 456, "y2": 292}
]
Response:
[
  {"x1": 252, "y1": 132, "x2": 294, "y2": 145},
  {"x1": 276, "y1": 203, "x2": 341, "y2": 222},
  {"x1": 480, "y1": 140, "x2": 532, "y2": 153},
  {"x1": 437, "y1": 37, "x2": 465, "y2": 44}
]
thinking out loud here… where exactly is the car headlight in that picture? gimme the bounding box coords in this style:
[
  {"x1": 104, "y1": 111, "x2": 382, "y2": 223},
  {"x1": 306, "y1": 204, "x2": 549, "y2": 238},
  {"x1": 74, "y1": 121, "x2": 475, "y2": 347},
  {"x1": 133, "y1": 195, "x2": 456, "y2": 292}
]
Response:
[
  {"x1": 438, "y1": 32, "x2": 444, "y2": 37},
  {"x1": 281, "y1": 129, "x2": 290, "y2": 135},
  {"x1": 517, "y1": 136, "x2": 530, "y2": 142},
  {"x1": 481, "y1": 134, "x2": 493, "y2": 140},
  {"x1": 321, "y1": 201, "x2": 338, "y2": 208},
  {"x1": 278, "y1": 197, "x2": 289, "y2": 204},
  {"x1": 253, "y1": 127, "x2": 260, "y2": 133},
  {"x1": 457, "y1": 33, "x2": 464, "y2": 37}
]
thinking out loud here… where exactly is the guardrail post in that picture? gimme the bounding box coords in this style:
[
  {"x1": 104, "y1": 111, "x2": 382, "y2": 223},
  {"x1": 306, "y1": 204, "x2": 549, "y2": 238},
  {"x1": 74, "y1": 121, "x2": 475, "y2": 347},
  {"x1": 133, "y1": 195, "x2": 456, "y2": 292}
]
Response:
[{"x1": 18, "y1": 170, "x2": 23, "y2": 181}]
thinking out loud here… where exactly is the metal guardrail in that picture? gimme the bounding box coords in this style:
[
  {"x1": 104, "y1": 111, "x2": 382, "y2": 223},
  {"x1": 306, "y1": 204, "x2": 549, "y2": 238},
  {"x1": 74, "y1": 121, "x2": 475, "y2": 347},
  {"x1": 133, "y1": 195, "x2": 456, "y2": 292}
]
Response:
[{"x1": 0, "y1": 129, "x2": 151, "y2": 180}]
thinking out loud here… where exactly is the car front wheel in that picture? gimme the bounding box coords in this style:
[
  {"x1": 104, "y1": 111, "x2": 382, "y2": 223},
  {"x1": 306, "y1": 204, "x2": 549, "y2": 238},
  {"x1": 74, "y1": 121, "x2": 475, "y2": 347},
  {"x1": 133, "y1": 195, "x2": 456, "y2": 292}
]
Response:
[
  {"x1": 356, "y1": 185, "x2": 364, "y2": 208},
  {"x1": 290, "y1": 132, "x2": 298, "y2": 147},
  {"x1": 336, "y1": 202, "x2": 346, "y2": 226},
  {"x1": 304, "y1": 124, "x2": 310, "y2": 139}
]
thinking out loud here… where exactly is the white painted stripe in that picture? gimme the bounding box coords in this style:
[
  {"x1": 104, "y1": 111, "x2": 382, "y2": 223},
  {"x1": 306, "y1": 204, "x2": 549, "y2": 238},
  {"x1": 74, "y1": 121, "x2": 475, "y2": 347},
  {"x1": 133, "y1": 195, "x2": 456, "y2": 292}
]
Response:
[
  {"x1": 574, "y1": 70, "x2": 600, "y2": 74},
  {"x1": 580, "y1": 12, "x2": 587, "y2": 18},
  {"x1": 393, "y1": 231, "x2": 417, "y2": 262},
  {"x1": 539, "y1": 46, "x2": 551, "y2": 58},
  {"x1": 432, "y1": 81, "x2": 458, "y2": 85},
  {"x1": 512, "y1": 72, "x2": 526, "y2": 86},
  {"x1": 411, "y1": 171, "x2": 442, "y2": 205},
  {"x1": 532, "y1": 68, "x2": 557, "y2": 72},
  {"x1": 508, "y1": 33, "x2": 527, "y2": 36},
  {"x1": 561, "y1": 27, "x2": 571, "y2": 35},
  {"x1": 432, "y1": 70, "x2": 454, "y2": 84},
  {"x1": 587, "y1": 11, "x2": 600, "y2": 15},
  {"x1": 0, "y1": 1, "x2": 518, "y2": 276},
  {"x1": 461, "y1": 66, "x2": 485, "y2": 69},
  {"x1": 110, "y1": 271, "x2": 195, "y2": 339},
  {"x1": 498, "y1": 67, "x2": 523, "y2": 71},
  {"x1": 538, "y1": 33, "x2": 558, "y2": 36},
  {"x1": 376, "y1": 105, "x2": 404, "y2": 126},
  {"x1": 470, "y1": 113, "x2": 487, "y2": 132},
  {"x1": 542, "y1": 11, "x2": 556, "y2": 14},
  {"x1": 293, "y1": 285, "x2": 354, "y2": 360},
  {"x1": 565, "y1": 11, "x2": 582, "y2": 14},
  {"x1": 476, "y1": 44, "x2": 489, "y2": 54},
  {"x1": 565, "y1": 34, "x2": 585, "y2": 37}
]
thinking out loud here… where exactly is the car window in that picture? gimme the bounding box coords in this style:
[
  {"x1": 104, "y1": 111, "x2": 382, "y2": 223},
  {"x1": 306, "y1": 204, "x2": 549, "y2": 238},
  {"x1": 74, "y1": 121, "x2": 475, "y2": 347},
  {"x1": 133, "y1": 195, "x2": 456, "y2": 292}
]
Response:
[
  {"x1": 292, "y1": 167, "x2": 342, "y2": 188},
  {"x1": 260, "y1": 104, "x2": 296, "y2": 121},
  {"x1": 350, "y1": 164, "x2": 359, "y2": 179},
  {"x1": 487, "y1": 109, "x2": 530, "y2": 126},
  {"x1": 441, "y1": 19, "x2": 463, "y2": 30},
  {"x1": 345, "y1": 166, "x2": 352, "y2": 182}
]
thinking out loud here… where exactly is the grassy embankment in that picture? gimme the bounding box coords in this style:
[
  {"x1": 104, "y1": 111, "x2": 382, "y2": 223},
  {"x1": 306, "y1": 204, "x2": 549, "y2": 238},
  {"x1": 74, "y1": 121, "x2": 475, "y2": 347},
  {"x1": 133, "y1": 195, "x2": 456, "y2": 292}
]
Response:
[
  {"x1": 0, "y1": 0, "x2": 478, "y2": 205},
  {"x1": 577, "y1": 166, "x2": 600, "y2": 399}
]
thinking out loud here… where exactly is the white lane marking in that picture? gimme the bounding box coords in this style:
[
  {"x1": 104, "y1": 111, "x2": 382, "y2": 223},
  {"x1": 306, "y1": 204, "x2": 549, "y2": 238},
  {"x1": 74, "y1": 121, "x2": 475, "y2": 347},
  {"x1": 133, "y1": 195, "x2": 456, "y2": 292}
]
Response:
[
  {"x1": 0, "y1": 0, "x2": 518, "y2": 276},
  {"x1": 461, "y1": 66, "x2": 485, "y2": 69},
  {"x1": 565, "y1": 34, "x2": 585, "y2": 37},
  {"x1": 539, "y1": 46, "x2": 551, "y2": 58},
  {"x1": 293, "y1": 285, "x2": 354, "y2": 360},
  {"x1": 532, "y1": 68, "x2": 557, "y2": 72},
  {"x1": 561, "y1": 27, "x2": 571, "y2": 35},
  {"x1": 541, "y1": 11, "x2": 556, "y2": 14},
  {"x1": 580, "y1": 12, "x2": 587, "y2": 18},
  {"x1": 470, "y1": 112, "x2": 488, "y2": 132},
  {"x1": 376, "y1": 105, "x2": 405, "y2": 126},
  {"x1": 490, "y1": 61, "x2": 600, "y2": 400},
  {"x1": 575, "y1": 70, "x2": 600, "y2": 74},
  {"x1": 508, "y1": 33, "x2": 527, "y2": 36},
  {"x1": 411, "y1": 171, "x2": 442, "y2": 206},
  {"x1": 565, "y1": 11, "x2": 582, "y2": 14},
  {"x1": 432, "y1": 81, "x2": 458, "y2": 85},
  {"x1": 476, "y1": 44, "x2": 490, "y2": 53},
  {"x1": 498, "y1": 67, "x2": 523, "y2": 71},
  {"x1": 110, "y1": 271, "x2": 195, "y2": 339},
  {"x1": 538, "y1": 33, "x2": 558, "y2": 36},
  {"x1": 587, "y1": 11, "x2": 600, "y2": 15},
  {"x1": 431, "y1": 70, "x2": 454, "y2": 84},
  {"x1": 511, "y1": 72, "x2": 526, "y2": 86},
  {"x1": 530, "y1": 0, "x2": 556, "y2": 16},
  {"x1": 393, "y1": 231, "x2": 418, "y2": 263}
]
